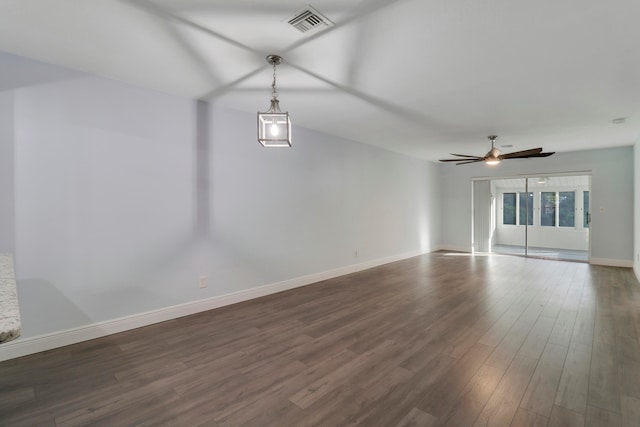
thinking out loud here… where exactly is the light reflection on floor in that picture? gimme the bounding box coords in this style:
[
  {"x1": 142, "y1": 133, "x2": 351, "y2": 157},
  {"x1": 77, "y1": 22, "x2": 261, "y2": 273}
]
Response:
[
  {"x1": 491, "y1": 244, "x2": 588, "y2": 262},
  {"x1": 440, "y1": 245, "x2": 588, "y2": 263}
]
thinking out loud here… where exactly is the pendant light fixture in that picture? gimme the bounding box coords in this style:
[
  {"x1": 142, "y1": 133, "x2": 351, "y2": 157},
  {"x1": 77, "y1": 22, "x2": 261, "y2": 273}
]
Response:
[{"x1": 257, "y1": 54, "x2": 291, "y2": 147}]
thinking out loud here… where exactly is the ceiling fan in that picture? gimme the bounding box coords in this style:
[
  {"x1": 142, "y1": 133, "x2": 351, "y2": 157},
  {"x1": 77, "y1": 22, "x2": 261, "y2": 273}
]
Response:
[{"x1": 439, "y1": 135, "x2": 555, "y2": 165}]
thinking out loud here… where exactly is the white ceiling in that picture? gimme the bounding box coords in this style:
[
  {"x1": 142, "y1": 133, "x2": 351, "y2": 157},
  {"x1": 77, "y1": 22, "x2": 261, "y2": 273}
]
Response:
[{"x1": 1, "y1": 0, "x2": 639, "y2": 161}]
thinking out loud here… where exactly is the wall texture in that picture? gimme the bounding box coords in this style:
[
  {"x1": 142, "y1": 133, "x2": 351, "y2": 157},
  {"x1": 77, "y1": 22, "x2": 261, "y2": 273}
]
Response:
[
  {"x1": 440, "y1": 146, "x2": 634, "y2": 265},
  {"x1": 5, "y1": 73, "x2": 441, "y2": 342}
]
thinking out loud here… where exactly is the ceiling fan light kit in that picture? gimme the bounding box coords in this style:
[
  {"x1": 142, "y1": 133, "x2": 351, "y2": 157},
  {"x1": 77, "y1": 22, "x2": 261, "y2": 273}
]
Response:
[
  {"x1": 258, "y1": 54, "x2": 292, "y2": 147},
  {"x1": 439, "y1": 135, "x2": 555, "y2": 166},
  {"x1": 484, "y1": 136, "x2": 502, "y2": 165}
]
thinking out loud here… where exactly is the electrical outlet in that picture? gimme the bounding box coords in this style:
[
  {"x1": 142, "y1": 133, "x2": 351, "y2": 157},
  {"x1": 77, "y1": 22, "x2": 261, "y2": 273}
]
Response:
[{"x1": 199, "y1": 276, "x2": 207, "y2": 289}]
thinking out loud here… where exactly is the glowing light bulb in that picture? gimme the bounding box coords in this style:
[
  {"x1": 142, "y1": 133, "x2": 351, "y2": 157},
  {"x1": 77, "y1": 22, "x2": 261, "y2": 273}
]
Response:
[{"x1": 270, "y1": 123, "x2": 279, "y2": 136}]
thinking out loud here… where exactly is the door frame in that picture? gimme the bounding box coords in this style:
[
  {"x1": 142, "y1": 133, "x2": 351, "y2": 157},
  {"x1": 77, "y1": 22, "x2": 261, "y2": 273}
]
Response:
[{"x1": 471, "y1": 171, "x2": 592, "y2": 262}]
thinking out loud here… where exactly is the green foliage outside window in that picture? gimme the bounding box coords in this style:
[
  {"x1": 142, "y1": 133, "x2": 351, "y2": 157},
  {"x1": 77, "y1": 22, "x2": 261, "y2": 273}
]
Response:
[
  {"x1": 519, "y1": 192, "x2": 533, "y2": 225},
  {"x1": 503, "y1": 193, "x2": 516, "y2": 225},
  {"x1": 559, "y1": 192, "x2": 575, "y2": 227},
  {"x1": 541, "y1": 192, "x2": 556, "y2": 226},
  {"x1": 583, "y1": 191, "x2": 589, "y2": 228}
]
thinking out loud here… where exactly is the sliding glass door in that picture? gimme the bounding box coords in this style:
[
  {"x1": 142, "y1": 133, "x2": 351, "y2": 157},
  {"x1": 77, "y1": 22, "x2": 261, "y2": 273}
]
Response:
[
  {"x1": 487, "y1": 174, "x2": 590, "y2": 262},
  {"x1": 525, "y1": 176, "x2": 590, "y2": 261}
]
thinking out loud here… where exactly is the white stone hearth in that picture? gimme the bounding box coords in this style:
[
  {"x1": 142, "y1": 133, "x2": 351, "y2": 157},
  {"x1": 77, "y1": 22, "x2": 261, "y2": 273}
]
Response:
[{"x1": 0, "y1": 254, "x2": 20, "y2": 344}]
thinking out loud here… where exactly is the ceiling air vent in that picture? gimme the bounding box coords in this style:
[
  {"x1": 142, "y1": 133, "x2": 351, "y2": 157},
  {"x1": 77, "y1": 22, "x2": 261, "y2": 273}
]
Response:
[{"x1": 284, "y1": 5, "x2": 334, "y2": 36}]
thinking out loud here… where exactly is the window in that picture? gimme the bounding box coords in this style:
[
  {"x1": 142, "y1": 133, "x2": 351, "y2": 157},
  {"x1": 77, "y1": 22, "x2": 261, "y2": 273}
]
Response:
[
  {"x1": 503, "y1": 192, "x2": 533, "y2": 226},
  {"x1": 519, "y1": 192, "x2": 533, "y2": 225},
  {"x1": 558, "y1": 192, "x2": 575, "y2": 227},
  {"x1": 498, "y1": 179, "x2": 589, "y2": 232},
  {"x1": 503, "y1": 193, "x2": 516, "y2": 225},
  {"x1": 541, "y1": 192, "x2": 556, "y2": 226},
  {"x1": 583, "y1": 191, "x2": 589, "y2": 228},
  {"x1": 539, "y1": 191, "x2": 577, "y2": 227}
]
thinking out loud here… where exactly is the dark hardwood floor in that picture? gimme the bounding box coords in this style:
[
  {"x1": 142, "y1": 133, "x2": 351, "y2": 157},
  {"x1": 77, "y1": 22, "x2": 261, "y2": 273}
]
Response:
[{"x1": 1, "y1": 252, "x2": 639, "y2": 426}]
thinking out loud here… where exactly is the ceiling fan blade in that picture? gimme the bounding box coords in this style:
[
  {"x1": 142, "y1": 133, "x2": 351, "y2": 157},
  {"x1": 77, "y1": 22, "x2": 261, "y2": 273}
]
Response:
[
  {"x1": 501, "y1": 148, "x2": 543, "y2": 159},
  {"x1": 449, "y1": 153, "x2": 484, "y2": 159},
  {"x1": 456, "y1": 159, "x2": 484, "y2": 165},
  {"x1": 503, "y1": 151, "x2": 556, "y2": 160},
  {"x1": 441, "y1": 135, "x2": 553, "y2": 165},
  {"x1": 527, "y1": 152, "x2": 555, "y2": 157}
]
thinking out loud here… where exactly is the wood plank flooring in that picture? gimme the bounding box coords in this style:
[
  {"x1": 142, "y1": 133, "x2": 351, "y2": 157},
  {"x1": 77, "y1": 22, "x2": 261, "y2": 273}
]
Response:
[{"x1": 1, "y1": 252, "x2": 639, "y2": 426}]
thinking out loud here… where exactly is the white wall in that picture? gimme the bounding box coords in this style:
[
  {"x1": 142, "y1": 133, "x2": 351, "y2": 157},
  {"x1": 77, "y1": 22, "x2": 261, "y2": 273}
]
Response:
[
  {"x1": 5, "y1": 71, "x2": 441, "y2": 341},
  {"x1": 0, "y1": 92, "x2": 14, "y2": 253},
  {"x1": 635, "y1": 140, "x2": 640, "y2": 280},
  {"x1": 472, "y1": 180, "x2": 491, "y2": 252},
  {"x1": 441, "y1": 147, "x2": 634, "y2": 265},
  {"x1": 496, "y1": 226, "x2": 589, "y2": 251}
]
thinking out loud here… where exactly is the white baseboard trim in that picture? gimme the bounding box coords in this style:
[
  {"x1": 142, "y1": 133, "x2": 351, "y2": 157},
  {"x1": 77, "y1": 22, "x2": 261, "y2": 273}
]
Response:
[
  {"x1": 589, "y1": 258, "x2": 634, "y2": 268},
  {"x1": 0, "y1": 249, "x2": 431, "y2": 362}
]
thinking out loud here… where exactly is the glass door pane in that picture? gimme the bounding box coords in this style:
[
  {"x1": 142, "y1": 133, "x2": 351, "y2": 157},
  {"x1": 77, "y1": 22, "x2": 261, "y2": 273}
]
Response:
[
  {"x1": 526, "y1": 175, "x2": 589, "y2": 262},
  {"x1": 487, "y1": 175, "x2": 590, "y2": 262},
  {"x1": 491, "y1": 177, "x2": 527, "y2": 257}
]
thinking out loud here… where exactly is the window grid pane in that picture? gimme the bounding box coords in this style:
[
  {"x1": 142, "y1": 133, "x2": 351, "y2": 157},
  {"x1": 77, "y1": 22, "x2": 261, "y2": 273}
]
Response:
[
  {"x1": 503, "y1": 193, "x2": 516, "y2": 225},
  {"x1": 559, "y1": 191, "x2": 575, "y2": 227},
  {"x1": 519, "y1": 192, "x2": 533, "y2": 225},
  {"x1": 541, "y1": 192, "x2": 556, "y2": 226}
]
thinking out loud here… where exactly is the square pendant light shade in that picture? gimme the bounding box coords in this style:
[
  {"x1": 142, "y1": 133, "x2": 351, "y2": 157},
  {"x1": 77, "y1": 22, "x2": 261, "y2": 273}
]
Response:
[
  {"x1": 258, "y1": 55, "x2": 291, "y2": 147},
  {"x1": 257, "y1": 109, "x2": 291, "y2": 147}
]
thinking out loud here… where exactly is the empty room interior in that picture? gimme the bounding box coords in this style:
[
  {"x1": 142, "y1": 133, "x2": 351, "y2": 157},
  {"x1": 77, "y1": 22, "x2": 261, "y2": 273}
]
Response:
[{"x1": 1, "y1": 1, "x2": 640, "y2": 426}]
